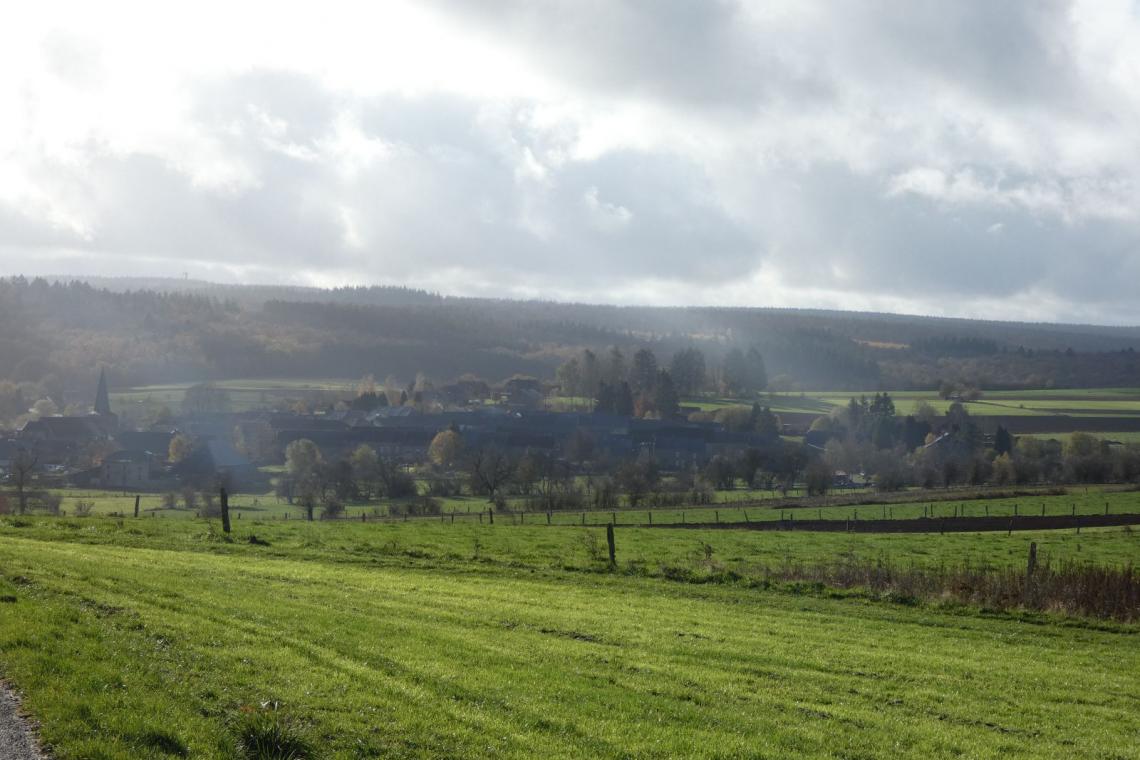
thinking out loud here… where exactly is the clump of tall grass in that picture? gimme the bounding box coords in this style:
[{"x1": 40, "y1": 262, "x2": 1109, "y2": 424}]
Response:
[
  {"x1": 753, "y1": 556, "x2": 1138, "y2": 621},
  {"x1": 232, "y1": 708, "x2": 314, "y2": 760}
]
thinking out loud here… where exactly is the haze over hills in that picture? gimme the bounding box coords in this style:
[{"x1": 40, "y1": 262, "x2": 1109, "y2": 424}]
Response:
[{"x1": 2, "y1": 276, "x2": 1138, "y2": 411}]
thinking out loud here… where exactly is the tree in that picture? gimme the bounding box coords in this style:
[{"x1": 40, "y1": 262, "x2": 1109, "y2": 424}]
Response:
[
  {"x1": 468, "y1": 447, "x2": 514, "y2": 502},
  {"x1": 993, "y1": 425, "x2": 1013, "y2": 455},
  {"x1": 630, "y1": 349, "x2": 658, "y2": 394},
  {"x1": 745, "y1": 347, "x2": 768, "y2": 393},
  {"x1": 9, "y1": 446, "x2": 37, "y2": 514},
  {"x1": 616, "y1": 456, "x2": 658, "y2": 507},
  {"x1": 234, "y1": 422, "x2": 276, "y2": 463},
  {"x1": 605, "y1": 346, "x2": 626, "y2": 387},
  {"x1": 703, "y1": 455, "x2": 736, "y2": 490},
  {"x1": 285, "y1": 439, "x2": 325, "y2": 520},
  {"x1": 750, "y1": 404, "x2": 780, "y2": 436},
  {"x1": 669, "y1": 348, "x2": 706, "y2": 397},
  {"x1": 804, "y1": 458, "x2": 832, "y2": 496},
  {"x1": 653, "y1": 370, "x2": 680, "y2": 418},
  {"x1": 991, "y1": 452, "x2": 1016, "y2": 486},
  {"x1": 349, "y1": 444, "x2": 381, "y2": 498},
  {"x1": 721, "y1": 348, "x2": 748, "y2": 396},
  {"x1": 556, "y1": 357, "x2": 581, "y2": 397},
  {"x1": 1063, "y1": 432, "x2": 1111, "y2": 483},
  {"x1": 428, "y1": 429, "x2": 464, "y2": 468},
  {"x1": 579, "y1": 350, "x2": 601, "y2": 398},
  {"x1": 565, "y1": 428, "x2": 595, "y2": 465},
  {"x1": 168, "y1": 433, "x2": 195, "y2": 463}
]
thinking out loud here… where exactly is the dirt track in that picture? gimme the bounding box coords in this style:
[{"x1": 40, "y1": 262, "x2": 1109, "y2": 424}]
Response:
[
  {"x1": 645, "y1": 512, "x2": 1140, "y2": 534},
  {"x1": 0, "y1": 683, "x2": 45, "y2": 759}
]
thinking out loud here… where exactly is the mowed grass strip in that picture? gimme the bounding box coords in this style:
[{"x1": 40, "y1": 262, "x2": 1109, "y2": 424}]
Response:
[
  {"x1": 3, "y1": 515, "x2": 1140, "y2": 575},
  {"x1": 1, "y1": 536, "x2": 1139, "y2": 758}
]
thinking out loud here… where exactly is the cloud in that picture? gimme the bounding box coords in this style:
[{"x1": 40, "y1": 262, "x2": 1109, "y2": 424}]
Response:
[{"x1": 1, "y1": 0, "x2": 1140, "y2": 323}]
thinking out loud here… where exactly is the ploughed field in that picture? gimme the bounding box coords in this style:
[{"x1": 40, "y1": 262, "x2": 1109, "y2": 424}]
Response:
[{"x1": 1, "y1": 512, "x2": 1138, "y2": 758}]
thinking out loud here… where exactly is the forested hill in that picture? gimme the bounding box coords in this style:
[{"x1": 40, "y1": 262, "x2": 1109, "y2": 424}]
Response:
[{"x1": 2, "y1": 276, "x2": 1139, "y2": 402}]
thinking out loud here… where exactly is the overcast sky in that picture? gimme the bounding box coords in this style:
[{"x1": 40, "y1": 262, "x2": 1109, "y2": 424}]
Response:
[{"x1": 3, "y1": 1, "x2": 1140, "y2": 323}]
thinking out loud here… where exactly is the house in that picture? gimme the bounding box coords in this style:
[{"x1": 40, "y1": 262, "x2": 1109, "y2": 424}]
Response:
[
  {"x1": 15, "y1": 370, "x2": 119, "y2": 462},
  {"x1": 0, "y1": 439, "x2": 16, "y2": 475},
  {"x1": 173, "y1": 438, "x2": 258, "y2": 488},
  {"x1": 99, "y1": 450, "x2": 163, "y2": 490}
]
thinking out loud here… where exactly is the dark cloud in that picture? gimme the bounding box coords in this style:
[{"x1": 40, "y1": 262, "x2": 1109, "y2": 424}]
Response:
[{"x1": 2, "y1": 1, "x2": 1139, "y2": 323}]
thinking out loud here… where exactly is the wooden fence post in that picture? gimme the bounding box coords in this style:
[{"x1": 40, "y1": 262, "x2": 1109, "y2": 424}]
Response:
[
  {"x1": 606, "y1": 523, "x2": 616, "y2": 567},
  {"x1": 715, "y1": 510, "x2": 719, "y2": 523},
  {"x1": 134, "y1": 494, "x2": 140, "y2": 518},
  {"x1": 1026, "y1": 541, "x2": 1037, "y2": 578},
  {"x1": 547, "y1": 512, "x2": 552, "y2": 525},
  {"x1": 220, "y1": 487, "x2": 231, "y2": 534},
  {"x1": 489, "y1": 508, "x2": 494, "y2": 525},
  {"x1": 648, "y1": 512, "x2": 652, "y2": 525}
]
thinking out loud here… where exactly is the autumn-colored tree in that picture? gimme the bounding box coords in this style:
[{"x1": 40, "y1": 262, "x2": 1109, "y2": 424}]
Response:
[{"x1": 428, "y1": 429, "x2": 463, "y2": 468}]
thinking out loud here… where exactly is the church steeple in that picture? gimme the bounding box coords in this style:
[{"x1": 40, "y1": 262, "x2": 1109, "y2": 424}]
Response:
[{"x1": 94, "y1": 368, "x2": 112, "y2": 416}]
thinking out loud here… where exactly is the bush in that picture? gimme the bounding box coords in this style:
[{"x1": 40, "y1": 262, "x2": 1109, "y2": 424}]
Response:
[
  {"x1": 384, "y1": 470, "x2": 418, "y2": 499},
  {"x1": 73, "y1": 500, "x2": 95, "y2": 517},
  {"x1": 320, "y1": 500, "x2": 345, "y2": 520},
  {"x1": 32, "y1": 491, "x2": 62, "y2": 515},
  {"x1": 409, "y1": 497, "x2": 442, "y2": 516}
]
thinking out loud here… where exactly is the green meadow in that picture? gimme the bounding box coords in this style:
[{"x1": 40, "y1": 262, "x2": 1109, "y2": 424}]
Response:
[{"x1": 1, "y1": 508, "x2": 1138, "y2": 759}]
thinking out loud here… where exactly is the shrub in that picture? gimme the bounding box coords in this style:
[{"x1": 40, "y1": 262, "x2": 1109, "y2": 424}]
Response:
[
  {"x1": 320, "y1": 500, "x2": 345, "y2": 520},
  {"x1": 73, "y1": 500, "x2": 95, "y2": 517},
  {"x1": 33, "y1": 491, "x2": 62, "y2": 515}
]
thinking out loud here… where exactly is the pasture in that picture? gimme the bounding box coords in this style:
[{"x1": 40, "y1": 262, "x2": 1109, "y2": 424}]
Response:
[
  {"x1": 111, "y1": 378, "x2": 359, "y2": 414},
  {"x1": 1, "y1": 504, "x2": 1139, "y2": 758},
  {"x1": 765, "y1": 387, "x2": 1140, "y2": 418},
  {"x1": 46, "y1": 484, "x2": 1140, "y2": 528}
]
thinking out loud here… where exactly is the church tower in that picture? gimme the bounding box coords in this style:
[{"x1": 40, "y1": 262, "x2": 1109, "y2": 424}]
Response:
[{"x1": 94, "y1": 368, "x2": 112, "y2": 416}]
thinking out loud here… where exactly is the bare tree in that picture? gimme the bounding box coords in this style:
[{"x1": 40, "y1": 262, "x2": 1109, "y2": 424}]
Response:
[
  {"x1": 468, "y1": 447, "x2": 514, "y2": 503},
  {"x1": 10, "y1": 446, "x2": 37, "y2": 514}
]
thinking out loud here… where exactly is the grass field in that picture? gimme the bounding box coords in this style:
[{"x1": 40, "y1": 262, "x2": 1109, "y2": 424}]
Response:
[
  {"x1": 763, "y1": 388, "x2": 1140, "y2": 418},
  {"x1": 46, "y1": 485, "x2": 1140, "y2": 528},
  {"x1": 0, "y1": 512, "x2": 1138, "y2": 759},
  {"x1": 111, "y1": 378, "x2": 358, "y2": 414}
]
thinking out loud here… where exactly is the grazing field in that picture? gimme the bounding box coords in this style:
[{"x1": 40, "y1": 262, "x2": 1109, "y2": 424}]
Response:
[
  {"x1": 764, "y1": 388, "x2": 1140, "y2": 418},
  {"x1": 48, "y1": 484, "x2": 1140, "y2": 529},
  {"x1": 1, "y1": 514, "x2": 1139, "y2": 759},
  {"x1": 111, "y1": 378, "x2": 358, "y2": 413}
]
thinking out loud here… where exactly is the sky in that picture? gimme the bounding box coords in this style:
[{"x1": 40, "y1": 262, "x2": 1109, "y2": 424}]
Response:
[{"x1": 3, "y1": 1, "x2": 1140, "y2": 324}]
